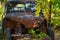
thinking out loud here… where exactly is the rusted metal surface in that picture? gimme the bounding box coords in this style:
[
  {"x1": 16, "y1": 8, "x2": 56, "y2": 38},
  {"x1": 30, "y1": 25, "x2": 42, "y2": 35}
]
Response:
[
  {"x1": 5, "y1": 11, "x2": 44, "y2": 28},
  {"x1": 2, "y1": 0, "x2": 48, "y2": 40}
]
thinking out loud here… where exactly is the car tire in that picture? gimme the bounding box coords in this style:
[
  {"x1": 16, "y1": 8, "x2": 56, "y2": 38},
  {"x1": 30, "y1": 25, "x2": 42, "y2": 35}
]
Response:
[
  {"x1": 47, "y1": 27, "x2": 54, "y2": 40},
  {"x1": 5, "y1": 28, "x2": 11, "y2": 40}
]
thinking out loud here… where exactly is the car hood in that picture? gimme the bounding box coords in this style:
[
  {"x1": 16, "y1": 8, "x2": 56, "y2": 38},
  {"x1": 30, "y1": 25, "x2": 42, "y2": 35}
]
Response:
[{"x1": 6, "y1": 12, "x2": 44, "y2": 23}]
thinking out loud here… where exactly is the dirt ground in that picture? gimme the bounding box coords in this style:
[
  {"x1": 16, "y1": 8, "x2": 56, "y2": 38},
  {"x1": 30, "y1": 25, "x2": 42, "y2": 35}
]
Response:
[{"x1": 55, "y1": 31, "x2": 60, "y2": 40}]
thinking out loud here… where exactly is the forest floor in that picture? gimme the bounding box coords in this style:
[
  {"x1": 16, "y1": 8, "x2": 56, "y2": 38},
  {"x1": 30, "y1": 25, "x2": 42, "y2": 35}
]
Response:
[
  {"x1": 55, "y1": 31, "x2": 60, "y2": 40},
  {"x1": 0, "y1": 25, "x2": 60, "y2": 40}
]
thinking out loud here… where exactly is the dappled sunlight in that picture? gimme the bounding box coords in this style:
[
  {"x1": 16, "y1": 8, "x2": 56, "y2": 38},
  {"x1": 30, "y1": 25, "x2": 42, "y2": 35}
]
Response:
[
  {"x1": 0, "y1": 2, "x2": 2, "y2": 8},
  {"x1": 0, "y1": 2, "x2": 2, "y2": 21},
  {"x1": 0, "y1": 2, "x2": 4, "y2": 21}
]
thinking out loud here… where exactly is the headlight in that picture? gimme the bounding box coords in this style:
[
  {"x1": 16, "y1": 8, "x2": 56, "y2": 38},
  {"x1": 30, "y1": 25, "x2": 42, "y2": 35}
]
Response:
[
  {"x1": 14, "y1": 8, "x2": 18, "y2": 10},
  {"x1": 2, "y1": 13, "x2": 6, "y2": 19}
]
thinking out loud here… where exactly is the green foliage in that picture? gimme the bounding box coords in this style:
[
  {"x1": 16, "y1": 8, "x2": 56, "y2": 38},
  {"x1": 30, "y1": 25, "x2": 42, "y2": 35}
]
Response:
[
  {"x1": 28, "y1": 29, "x2": 48, "y2": 39},
  {"x1": 36, "y1": 0, "x2": 60, "y2": 31},
  {"x1": 28, "y1": 29, "x2": 35, "y2": 35},
  {"x1": 0, "y1": 30, "x2": 4, "y2": 40},
  {"x1": 37, "y1": 32, "x2": 48, "y2": 38},
  {"x1": 50, "y1": 0, "x2": 60, "y2": 30}
]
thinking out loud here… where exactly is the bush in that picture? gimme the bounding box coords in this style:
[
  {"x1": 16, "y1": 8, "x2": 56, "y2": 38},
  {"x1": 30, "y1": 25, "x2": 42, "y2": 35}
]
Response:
[{"x1": 28, "y1": 28, "x2": 49, "y2": 39}]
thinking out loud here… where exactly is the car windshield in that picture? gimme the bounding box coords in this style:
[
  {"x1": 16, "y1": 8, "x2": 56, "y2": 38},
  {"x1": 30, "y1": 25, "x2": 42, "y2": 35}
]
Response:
[
  {"x1": 7, "y1": 2, "x2": 36, "y2": 13},
  {"x1": 7, "y1": 3, "x2": 25, "y2": 12}
]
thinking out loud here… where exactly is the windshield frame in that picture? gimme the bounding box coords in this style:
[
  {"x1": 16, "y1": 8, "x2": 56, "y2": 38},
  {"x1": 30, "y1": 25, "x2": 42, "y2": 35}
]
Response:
[{"x1": 7, "y1": 2, "x2": 36, "y2": 13}]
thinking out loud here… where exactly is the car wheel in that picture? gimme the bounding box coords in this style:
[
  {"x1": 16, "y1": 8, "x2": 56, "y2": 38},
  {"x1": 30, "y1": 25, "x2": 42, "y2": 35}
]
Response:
[
  {"x1": 47, "y1": 27, "x2": 54, "y2": 40},
  {"x1": 5, "y1": 28, "x2": 11, "y2": 40}
]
